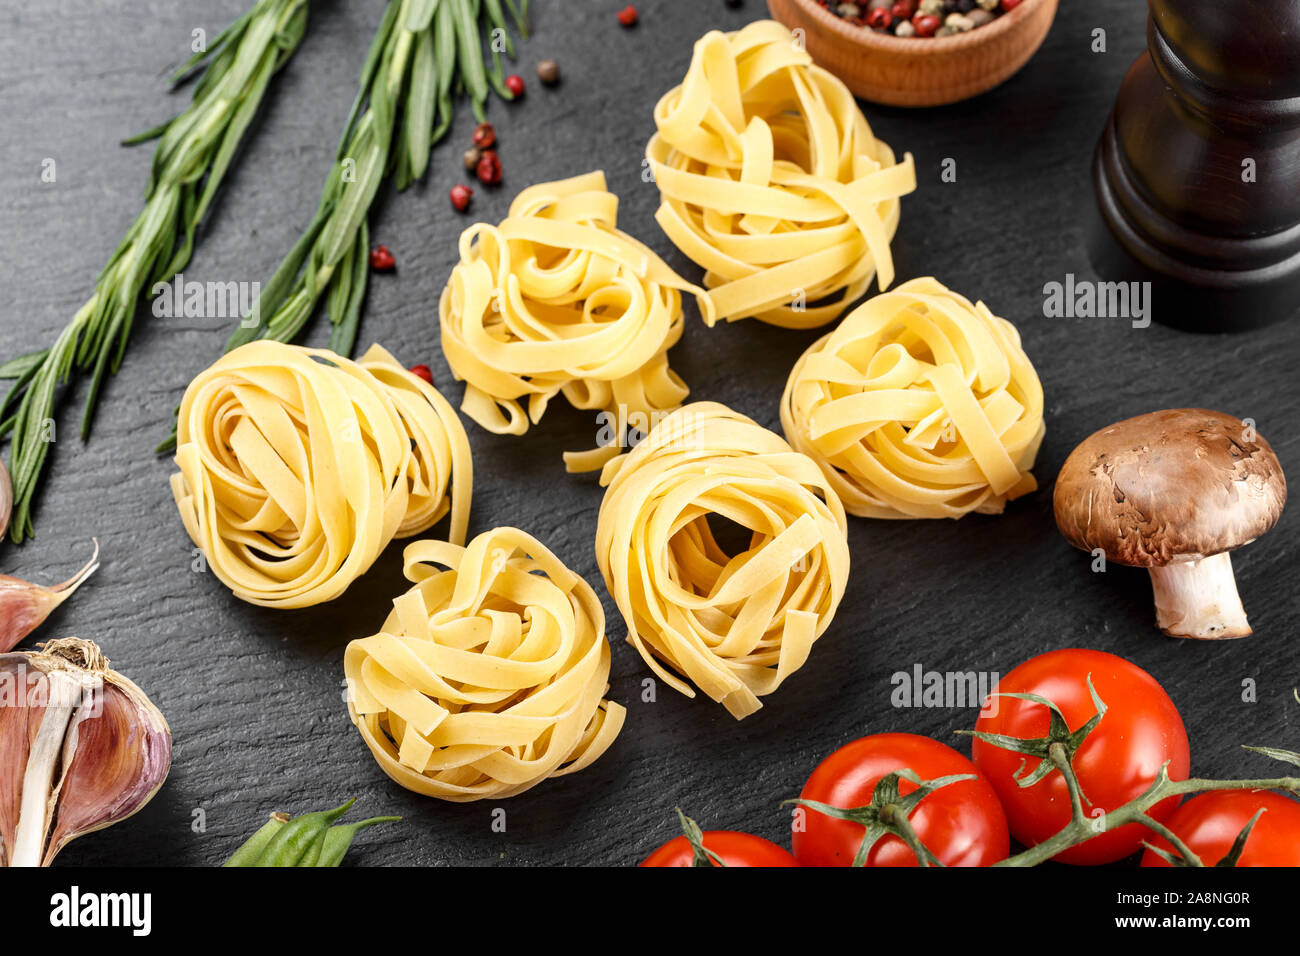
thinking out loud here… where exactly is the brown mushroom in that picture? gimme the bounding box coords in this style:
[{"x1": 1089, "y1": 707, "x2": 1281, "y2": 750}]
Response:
[{"x1": 1053, "y1": 408, "x2": 1287, "y2": 639}]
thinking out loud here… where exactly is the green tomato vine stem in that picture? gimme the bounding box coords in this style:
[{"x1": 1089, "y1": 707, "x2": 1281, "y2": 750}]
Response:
[{"x1": 994, "y1": 760, "x2": 1300, "y2": 867}]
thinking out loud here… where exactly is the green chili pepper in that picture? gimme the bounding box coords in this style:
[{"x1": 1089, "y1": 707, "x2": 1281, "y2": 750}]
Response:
[
  {"x1": 318, "y1": 816, "x2": 402, "y2": 868},
  {"x1": 221, "y1": 800, "x2": 399, "y2": 866},
  {"x1": 298, "y1": 826, "x2": 330, "y2": 868},
  {"x1": 222, "y1": 812, "x2": 290, "y2": 867},
  {"x1": 253, "y1": 799, "x2": 356, "y2": 867}
]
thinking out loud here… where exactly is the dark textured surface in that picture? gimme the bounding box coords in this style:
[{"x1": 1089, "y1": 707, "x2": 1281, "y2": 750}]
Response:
[{"x1": 0, "y1": 0, "x2": 1296, "y2": 867}]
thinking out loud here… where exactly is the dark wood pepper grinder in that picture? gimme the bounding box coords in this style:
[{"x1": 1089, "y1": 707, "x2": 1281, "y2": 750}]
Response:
[{"x1": 1089, "y1": 0, "x2": 1300, "y2": 331}]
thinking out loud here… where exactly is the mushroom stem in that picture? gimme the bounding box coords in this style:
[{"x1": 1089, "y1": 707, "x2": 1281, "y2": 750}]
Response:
[{"x1": 1148, "y1": 552, "x2": 1251, "y2": 639}]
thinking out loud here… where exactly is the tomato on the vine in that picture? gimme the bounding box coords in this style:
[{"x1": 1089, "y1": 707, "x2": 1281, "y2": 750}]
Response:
[
  {"x1": 1142, "y1": 790, "x2": 1300, "y2": 867},
  {"x1": 641, "y1": 831, "x2": 799, "y2": 867},
  {"x1": 972, "y1": 648, "x2": 1189, "y2": 865},
  {"x1": 792, "y1": 732, "x2": 1009, "y2": 866}
]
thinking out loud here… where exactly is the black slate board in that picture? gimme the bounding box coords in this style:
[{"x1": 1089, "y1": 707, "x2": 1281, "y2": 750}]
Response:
[{"x1": 1, "y1": 0, "x2": 1296, "y2": 867}]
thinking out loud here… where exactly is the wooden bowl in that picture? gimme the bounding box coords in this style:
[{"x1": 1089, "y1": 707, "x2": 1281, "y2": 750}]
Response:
[{"x1": 767, "y1": 0, "x2": 1058, "y2": 107}]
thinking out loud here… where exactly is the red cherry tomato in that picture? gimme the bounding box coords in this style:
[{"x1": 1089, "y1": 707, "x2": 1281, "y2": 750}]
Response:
[
  {"x1": 641, "y1": 831, "x2": 799, "y2": 867},
  {"x1": 793, "y1": 733, "x2": 1009, "y2": 867},
  {"x1": 1142, "y1": 790, "x2": 1300, "y2": 867},
  {"x1": 972, "y1": 649, "x2": 1190, "y2": 866}
]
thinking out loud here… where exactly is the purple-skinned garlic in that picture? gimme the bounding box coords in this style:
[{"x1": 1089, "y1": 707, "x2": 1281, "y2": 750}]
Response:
[
  {"x1": 0, "y1": 638, "x2": 171, "y2": 867},
  {"x1": 0, "y1": 541, "x2": 99, "y2": 652}
]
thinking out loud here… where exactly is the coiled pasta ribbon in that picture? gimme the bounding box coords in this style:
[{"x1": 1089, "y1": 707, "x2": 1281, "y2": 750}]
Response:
[
  {"x1": 439, "y1": 171, "x2": 714, "y2": 473},
  {"x1": 646, "y1": 20, "x2": 916, "y2": 329},
  {"x1": 171, "y1": 340, "x2": 472, "y2": 608},
  {"x1": 344, "y1": 528, "x2": 625, "y2": 802},
  {"x1": 596, "y1": 402, "x2": 850, "y2": 720},
  {"x1": 780, "y1": 277, "x2": 1045, "y2": 519}
]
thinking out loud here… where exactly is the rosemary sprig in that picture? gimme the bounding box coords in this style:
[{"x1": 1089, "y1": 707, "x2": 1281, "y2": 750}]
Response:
[
  {"x1": 221, "y1": 0, "x2": 529, "y2": 362},
  {"x1": 0, "y1": 0, "x2": 309, "y2": 543}
]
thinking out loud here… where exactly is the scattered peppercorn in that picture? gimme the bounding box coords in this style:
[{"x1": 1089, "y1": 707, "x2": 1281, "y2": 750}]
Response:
[
  {"x1": 827, "y1": 0, "x2": 1008, "y2": 35},
  {"x1": 475, "y1": 149, "x2": 502, "y2": 186},
  {"x1": 537, "y1": 59, "x2": 560, "y2": 85},
  {"x1": 912, "y1": 12, "x2": 940, "y2": 35},
  {"x1": 504, "y1": 74, "x2": 525, "y2": 97},
  {"x1": 616, "y1": 5, "x2": 638, "y2": 27},
  {"x1": 472, "y1": 123, "x2": 496, "y2": 150},
  {"x1": 369, "y1": 245, "x2": 395, "y2": 272},
  {"x1": 449, "y1": 184, "x2": 473, "y2": 212},
  {"x1": 409, "y1": 364, "x2": 433, "y2": 384},
  {"x1": 464, "y1": 147, "x2": 481, "y2": 171}
]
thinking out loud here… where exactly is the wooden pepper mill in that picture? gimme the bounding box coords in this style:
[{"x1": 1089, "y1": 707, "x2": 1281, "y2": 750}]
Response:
[{"x1": 1090, "y1": 0, "x2": 1300, "y2": 332}]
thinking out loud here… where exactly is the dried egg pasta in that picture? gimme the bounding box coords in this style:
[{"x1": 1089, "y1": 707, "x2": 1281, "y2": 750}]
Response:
[
  {"x1": 646, "y1": 20, "x2": 916, "y2": 328},
  {"x1": 345, "y1": 527, "x2": 625, "y2": 801},
  {"x1": 171, "y1": 340, "x2": 471, "y2": 608},
  {"x1": 595, "y1": 402, "x2": 850, "y2": 720},
  {"x1": 781, "y1": 277, "x2": 1045, "y2": 519},
  {"x1": 438, "y1": 171, "x2": 714, "y2": 472}
]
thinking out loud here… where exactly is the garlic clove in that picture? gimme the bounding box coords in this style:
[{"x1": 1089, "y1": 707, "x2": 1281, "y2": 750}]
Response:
[
  {"x1": 0, "y1": 684, "x2": 37, "y2": 867},
  {"x1": 42, "y1": 670, "x2": 171, "y2": 865},
  {"x1": 0, "y1": 638, "x2": 171, "y2": 867},
  {"x1": 0, "y1": 540, "x2": 100, "y2": 653}
]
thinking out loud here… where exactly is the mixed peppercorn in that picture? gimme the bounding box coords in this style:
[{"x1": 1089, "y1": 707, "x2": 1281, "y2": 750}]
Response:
[{"x1": 821, "y1": 0, "x2": 1022, "y2": 37}]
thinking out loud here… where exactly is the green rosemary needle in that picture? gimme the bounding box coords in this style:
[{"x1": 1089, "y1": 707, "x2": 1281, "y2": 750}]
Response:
[
  {"x1": 0, "y1": 0, "x2": 309, "y2": 543},
  {"x1": 225, "y1": 0, "x2": 529, "y2": 360}
]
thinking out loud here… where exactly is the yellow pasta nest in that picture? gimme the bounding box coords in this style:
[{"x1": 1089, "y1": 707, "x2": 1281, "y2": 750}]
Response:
[
  {"x1": 780, "y1": 277, "x2": 1045, "y2": 519},
  {"x1": 344, "y1": 528, "x2": 625, "y2": 802},
  {"x1": 645, "y1": 20, "x2": 916, "y2": 329},
  {"x1": 171, "y1": 340, "x2": 472, "y2": 608},
  {"x1": 595, "y1": 402, "x2": 850, "y2": 720},
  {"x1": 439, "y1": 171, "x2": 714, "y2": 472}
]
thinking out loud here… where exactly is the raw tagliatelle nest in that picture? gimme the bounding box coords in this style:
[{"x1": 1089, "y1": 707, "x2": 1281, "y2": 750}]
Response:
[
  {"x1": 439, "y1": 171, "x2": 714, "y2": 473},
  {"x1": 595, "y1": 402, "x2": 850, "y2": 720},
  {"x1": 344, "y1": 528, "x2": 625, "y2": 802},
  {"x1": 780, "y1": 277, "x2": 1046, "y2": 519},
  {"x1": 171, "y1": 340, "x2": 472, "y2": 608},
  {"x1": 646, "y1": 19, "x2": 916, "y2": 329}
]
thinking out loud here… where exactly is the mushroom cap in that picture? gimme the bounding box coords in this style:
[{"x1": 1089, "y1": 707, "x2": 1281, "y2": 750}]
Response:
[{"x1": 1053, "y1": 408, "x2": 1287, "y2": 567}]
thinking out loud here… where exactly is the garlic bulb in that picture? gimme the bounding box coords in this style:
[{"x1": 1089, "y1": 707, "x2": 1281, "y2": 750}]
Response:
[
  {"x1": 0, "y1": 541, "x2": 100, "y2": 652},
  {"x1": 0, "y1": 638, "x2": 171, "y2": 867}
]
